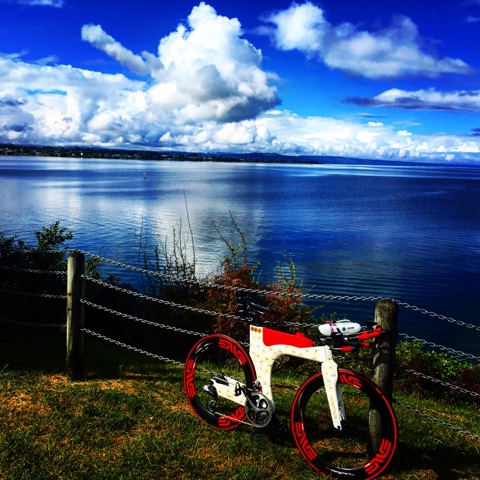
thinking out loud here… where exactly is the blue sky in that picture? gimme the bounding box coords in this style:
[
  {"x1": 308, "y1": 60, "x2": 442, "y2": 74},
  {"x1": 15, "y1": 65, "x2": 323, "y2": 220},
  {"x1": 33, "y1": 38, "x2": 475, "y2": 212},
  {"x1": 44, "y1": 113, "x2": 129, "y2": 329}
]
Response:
[{"x1": 1, "y1": 0, "x2": 479, "y2": 162}]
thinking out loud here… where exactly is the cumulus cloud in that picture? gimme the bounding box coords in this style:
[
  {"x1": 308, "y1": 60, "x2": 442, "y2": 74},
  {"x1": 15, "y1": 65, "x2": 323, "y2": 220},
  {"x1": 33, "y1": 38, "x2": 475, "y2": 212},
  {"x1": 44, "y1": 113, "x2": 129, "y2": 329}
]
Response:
[
  {"x1": 1, "y1": 51, "x2": 479, "y2": 161},
  {"x1": 82, "y1": 2, "x2": 280, "y2": 123},
  {"x1": 264, "y1": 2, "x2": 472, "y2": 79},
  {"x1": 151, "y1": 110, "x2": 480, "y2": 161},
  {"x1": 345, "y1": 88, "x2": 480, "y2": 112},
  {"x1": 1, "y1": 3, "x2": 480, "y2": 162},
  {"x1": 0, "y1": 3, "x2": 281, "y2": 144},
  {"x1": 0, "y1": 54, "x2": 144, "y2": 143}
]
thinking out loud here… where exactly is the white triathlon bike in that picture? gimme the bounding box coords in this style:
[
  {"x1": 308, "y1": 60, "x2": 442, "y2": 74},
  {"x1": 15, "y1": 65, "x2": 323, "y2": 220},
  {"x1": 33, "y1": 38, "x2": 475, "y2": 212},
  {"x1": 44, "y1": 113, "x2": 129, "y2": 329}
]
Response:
[{"x1": 184, "y1": 294, "x2": 398, "y2": 479}]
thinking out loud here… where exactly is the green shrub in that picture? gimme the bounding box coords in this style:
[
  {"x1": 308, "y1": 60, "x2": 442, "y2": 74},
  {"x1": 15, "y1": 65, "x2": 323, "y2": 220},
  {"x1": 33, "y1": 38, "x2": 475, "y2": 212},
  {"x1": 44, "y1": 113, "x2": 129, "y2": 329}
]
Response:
[{"x1": 395, "y1": 340, "x2": 479, "y2": 402}]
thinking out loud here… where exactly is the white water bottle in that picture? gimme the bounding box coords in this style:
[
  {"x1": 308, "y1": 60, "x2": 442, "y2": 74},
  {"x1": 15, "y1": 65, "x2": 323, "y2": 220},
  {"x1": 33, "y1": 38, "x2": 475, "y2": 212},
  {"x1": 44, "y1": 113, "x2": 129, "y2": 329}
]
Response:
[{"x1": 318, "y1": 319, "x2": 362, "y2": 337}]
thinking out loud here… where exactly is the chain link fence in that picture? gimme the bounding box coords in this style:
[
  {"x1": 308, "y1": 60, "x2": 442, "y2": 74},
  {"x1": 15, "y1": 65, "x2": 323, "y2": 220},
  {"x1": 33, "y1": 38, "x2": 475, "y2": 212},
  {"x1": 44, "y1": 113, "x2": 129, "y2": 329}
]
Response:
[{"x1": 1, "y1": 248, "x2": 479, "y2": 442}]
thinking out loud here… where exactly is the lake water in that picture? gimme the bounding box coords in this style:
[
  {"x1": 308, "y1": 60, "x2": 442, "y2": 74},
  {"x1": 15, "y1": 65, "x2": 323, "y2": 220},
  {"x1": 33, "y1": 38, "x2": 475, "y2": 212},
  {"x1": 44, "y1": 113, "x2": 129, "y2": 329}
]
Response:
[{"x1": 1, "y1": 156, "x2": 479, "y2": 354}]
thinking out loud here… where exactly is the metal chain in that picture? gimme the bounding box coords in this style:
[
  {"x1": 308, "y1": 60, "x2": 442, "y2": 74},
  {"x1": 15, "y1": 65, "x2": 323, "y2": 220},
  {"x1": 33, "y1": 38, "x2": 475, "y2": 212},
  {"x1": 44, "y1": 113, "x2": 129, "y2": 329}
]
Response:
[
  {"x1": 71, "y1": 250, "x2": 380, "y2": 302},
  {"x1": 303, "y1": 293, "x2": 384, "y2": 303},
  {"x1": 72, "y1": 248, "x2": 192, "y2": 282},
  {"x1": 4, "y1": 247, "x2": 476, "y2": 333},
  {"x1": 83, "y1": 276, "x2": 245, "y2": 322},
  {"x1": 81, "y1": 299, "x2": 206, "y2": 338},
  {"x1": 398, "y1": 364, "x2": 480, "y2": 399},
  {"x1": 4, "y1": 247, "x2": 478, "y2": 443},
  {"x1": 0, "y1": 287, "x2": 66, "y2": 299},
  {"x1": 395, "y1": 300, "x2": 480, "y2": 332},
  {"x1": 81, "y1": 328, "x2": 185, "y2": 367},
  {"x1": 396, "y1": 400, "x2": 480, "y2": 441},
  {"x1": 0, "y1": 265, "x2": 66, "y2": 275},
  {"x1": 398, "y1": 333, "x2": 480, "y2": 362},
  {"x1": 82, "y1": 323, "x2": 480, "y2": 442},
  {"x1": 81, "y1": 275, "x2": 384, "y2": 329},
  {"x1": 72, "y1": 249, "x2": 479, "y2": 333},
  {"x1": 0, "y1": 317, "x2": 65, "y2": 329}
]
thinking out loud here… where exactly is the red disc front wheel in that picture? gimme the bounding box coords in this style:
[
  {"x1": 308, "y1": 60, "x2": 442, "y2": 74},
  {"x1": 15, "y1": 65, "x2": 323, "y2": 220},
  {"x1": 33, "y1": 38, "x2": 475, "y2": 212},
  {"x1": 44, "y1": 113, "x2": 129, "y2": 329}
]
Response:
[{"x1": 291, "y1": 368, "x2": 398, "y2": 479}]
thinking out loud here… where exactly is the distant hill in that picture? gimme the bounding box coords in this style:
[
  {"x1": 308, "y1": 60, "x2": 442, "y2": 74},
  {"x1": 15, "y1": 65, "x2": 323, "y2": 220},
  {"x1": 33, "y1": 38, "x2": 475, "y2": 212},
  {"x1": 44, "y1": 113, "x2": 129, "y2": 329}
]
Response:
[
  {"x1": 0, "y1": 143, "x2": 317, "y2": 163},
  {"x1": 0, "y1": 143, "x2": 465, "y2": 167}
]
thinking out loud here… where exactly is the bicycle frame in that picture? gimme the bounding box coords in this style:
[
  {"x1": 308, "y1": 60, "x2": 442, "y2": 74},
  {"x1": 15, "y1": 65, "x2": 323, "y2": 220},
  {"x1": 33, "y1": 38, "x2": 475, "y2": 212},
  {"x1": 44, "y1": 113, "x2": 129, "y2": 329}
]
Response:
[{"x1": 210, "y1": 324, "x2": 347, "y2": 430}]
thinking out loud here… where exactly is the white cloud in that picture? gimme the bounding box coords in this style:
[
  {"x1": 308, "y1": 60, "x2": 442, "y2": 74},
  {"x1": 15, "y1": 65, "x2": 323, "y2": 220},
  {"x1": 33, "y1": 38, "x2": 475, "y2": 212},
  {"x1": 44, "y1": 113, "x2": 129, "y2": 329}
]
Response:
[
  {"x1": 81, "y1": 25, "x2": 151, "y2": 76},
  {"x1": 152, "y1": 110, "x2": 480, "y2": 161},
  {"x1": 82, "y1": 2, "x2": 280, "y2": 123},
  {"x1": 265, "y1": 2, "x2": 471, "y2": 79},
  {"x1": 0, "y1": 54, "x2": 144, "y2": 144},
  {"x1": 465, "y1": 15, "x2": 480, "y2": 23},
  {"x1": 2, "y1": 53, "x2": 479, "y2": 161},
  {"x1": 265, "y1": 1, "x2": 326, "y2": 52},
  {"x1": 0, "y1": 3, "x2": 280, "y2": 145},
  {"x1": 347, "y1": 88, "x2": 480, "y2": 113},
  {"x1": 1, "y1": 3, "x2": 480, "y2": 162},
  {"x1": 369, "y1": 88, "x2": 480, "y2": 112}
]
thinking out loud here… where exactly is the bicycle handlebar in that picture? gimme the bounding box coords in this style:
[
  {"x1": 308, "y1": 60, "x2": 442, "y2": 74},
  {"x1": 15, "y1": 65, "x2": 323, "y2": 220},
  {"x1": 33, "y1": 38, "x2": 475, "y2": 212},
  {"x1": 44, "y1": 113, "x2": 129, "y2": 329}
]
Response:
[
  {"x1": 324, "y1": 324, "x2": 384, "y2": 351},
  {"x1": 237, "y1": 292, "x2": 385, "y2": 351}
]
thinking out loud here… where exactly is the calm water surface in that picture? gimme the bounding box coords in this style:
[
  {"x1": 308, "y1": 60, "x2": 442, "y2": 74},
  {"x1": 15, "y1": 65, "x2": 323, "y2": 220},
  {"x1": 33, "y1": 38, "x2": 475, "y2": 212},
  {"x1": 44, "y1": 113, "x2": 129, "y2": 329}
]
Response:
[{"x1": 1, "y1": 156, "x2": 479, "y2": 353}]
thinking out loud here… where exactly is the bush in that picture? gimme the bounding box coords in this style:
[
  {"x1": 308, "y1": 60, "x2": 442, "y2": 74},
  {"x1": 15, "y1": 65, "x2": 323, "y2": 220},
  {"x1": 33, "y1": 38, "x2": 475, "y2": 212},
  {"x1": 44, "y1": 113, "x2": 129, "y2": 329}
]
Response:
[
  {"x1": 0, "y1": 222, "x2": 102, "y2": 325},
  {"x1": 395, "y1": 340, "x2": 479, "y2": 402}
]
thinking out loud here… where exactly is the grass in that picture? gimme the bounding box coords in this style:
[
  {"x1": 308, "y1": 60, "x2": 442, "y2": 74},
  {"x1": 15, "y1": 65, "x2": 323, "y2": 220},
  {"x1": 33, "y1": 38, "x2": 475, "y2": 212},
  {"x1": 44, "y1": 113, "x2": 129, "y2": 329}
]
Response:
[{"x1": 0, "y1": 322, "x2": 479, "y2": 480}]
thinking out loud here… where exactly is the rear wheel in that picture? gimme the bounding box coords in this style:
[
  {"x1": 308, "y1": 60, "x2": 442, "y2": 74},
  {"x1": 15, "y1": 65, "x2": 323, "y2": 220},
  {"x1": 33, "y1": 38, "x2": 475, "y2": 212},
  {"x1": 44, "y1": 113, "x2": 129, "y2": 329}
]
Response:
[
  {"x1": 291, "y1": 368, "x2": 398, "y2": 479},
  {"x1": 184, "y1": 334, "x2": 256, "y2": 430}
]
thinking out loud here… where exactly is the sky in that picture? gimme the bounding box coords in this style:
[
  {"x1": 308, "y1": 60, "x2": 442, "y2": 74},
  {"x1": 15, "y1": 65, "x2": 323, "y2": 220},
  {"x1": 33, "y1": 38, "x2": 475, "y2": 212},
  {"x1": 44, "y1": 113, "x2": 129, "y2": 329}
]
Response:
[{"x1": 1, "y1": 0, "x2": 480, "y2": 162}]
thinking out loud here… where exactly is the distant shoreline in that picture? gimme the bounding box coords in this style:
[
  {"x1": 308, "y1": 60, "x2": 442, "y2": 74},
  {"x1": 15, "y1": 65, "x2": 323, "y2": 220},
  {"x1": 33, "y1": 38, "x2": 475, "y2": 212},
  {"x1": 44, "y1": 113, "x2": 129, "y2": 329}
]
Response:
[
  {"x1": 1, "y1": 143, "x2": 477, "y2": 168},
  {"x1": 0, "y1": 144, "x2": 320, "y2": 164}
]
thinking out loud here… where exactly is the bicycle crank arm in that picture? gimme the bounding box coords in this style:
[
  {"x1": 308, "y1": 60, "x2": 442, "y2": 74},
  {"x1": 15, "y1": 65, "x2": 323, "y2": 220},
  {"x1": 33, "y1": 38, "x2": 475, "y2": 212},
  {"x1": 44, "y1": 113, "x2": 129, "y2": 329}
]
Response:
[
  {"x1": 321, "y1": 360, "x2": 346, "y2": 430},
  {"x1": 209, "y1": 376, "x2": 245, "y2": 406}
]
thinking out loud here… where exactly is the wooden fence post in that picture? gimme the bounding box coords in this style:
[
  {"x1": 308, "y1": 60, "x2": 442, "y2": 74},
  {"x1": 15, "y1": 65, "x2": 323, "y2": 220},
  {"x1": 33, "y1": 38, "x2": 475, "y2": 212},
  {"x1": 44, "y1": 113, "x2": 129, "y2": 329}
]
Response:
[
  {"x1": 370, "y1": 298, "x2": 398, "y2": 451},
  {"x1": 372, "y1": 298, "x2": 398, "y2": 400},
  {"x1": 66, "y1": 250, "x2": 85, "y2": 381}
]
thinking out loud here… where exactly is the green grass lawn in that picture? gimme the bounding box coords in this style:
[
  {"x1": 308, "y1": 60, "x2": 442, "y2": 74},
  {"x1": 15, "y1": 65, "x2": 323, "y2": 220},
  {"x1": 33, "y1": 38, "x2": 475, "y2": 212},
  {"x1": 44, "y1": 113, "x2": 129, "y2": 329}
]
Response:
[{"x1": 0, "y1": 322, "x2": 479, "y2": 479}]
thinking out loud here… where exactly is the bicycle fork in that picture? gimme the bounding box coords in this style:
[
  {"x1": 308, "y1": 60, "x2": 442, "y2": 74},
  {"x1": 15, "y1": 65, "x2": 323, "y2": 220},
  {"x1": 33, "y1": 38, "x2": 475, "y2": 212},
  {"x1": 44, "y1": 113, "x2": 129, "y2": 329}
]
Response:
[{"x1": 321, "y1": 360, "x2": 346, "y2": 430}]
